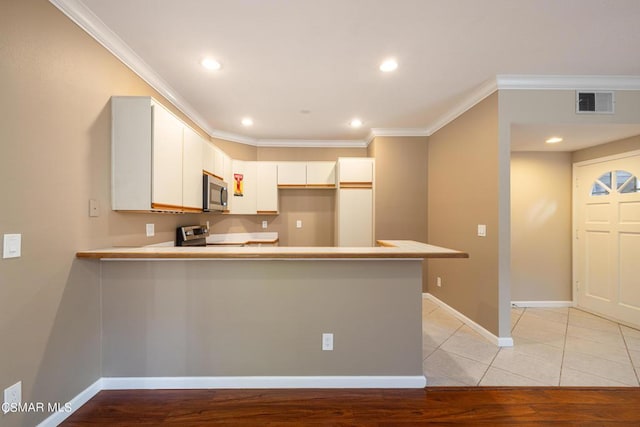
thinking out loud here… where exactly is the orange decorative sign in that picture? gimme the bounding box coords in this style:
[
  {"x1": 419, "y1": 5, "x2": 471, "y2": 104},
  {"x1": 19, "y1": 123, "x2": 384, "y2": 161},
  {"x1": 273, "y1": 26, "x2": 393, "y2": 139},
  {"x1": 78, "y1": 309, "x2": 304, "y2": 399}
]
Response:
[{"x1": 233, "y1": 173, "x2": 244, "y2": 196}]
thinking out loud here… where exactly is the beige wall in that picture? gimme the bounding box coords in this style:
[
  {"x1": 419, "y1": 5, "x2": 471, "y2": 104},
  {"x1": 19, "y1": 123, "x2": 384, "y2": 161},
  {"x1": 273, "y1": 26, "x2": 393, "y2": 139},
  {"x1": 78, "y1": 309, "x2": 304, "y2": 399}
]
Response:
[
  {"x1": 0, "y1": 1, "x2": 218, "y2": 425},
  {"x1": 368, "y1": 136, "x2": 429, "y2": 290},
  {"x1": 427, "y1": 93, "x2": 503, "y2": 336},
  {"x1": 511, "y1": 152, "x2": 572, "y2": 301},
  {"x1": 573, "y1": 134, "x2": 640, "y2": 163},
  {"x1": 212, "y1": 137, "x2": 257, "y2": 161},
  {"x1": 101, "y1": 260, "x2": 424, "y2": 377}
]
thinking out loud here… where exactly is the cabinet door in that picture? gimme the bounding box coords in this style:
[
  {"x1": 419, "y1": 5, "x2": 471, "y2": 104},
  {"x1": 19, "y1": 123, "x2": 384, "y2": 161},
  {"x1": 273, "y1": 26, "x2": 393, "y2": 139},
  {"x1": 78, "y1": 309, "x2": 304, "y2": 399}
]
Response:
[
  {"x1": 182, "y1": 127, "x2": 204, "y2": 211},
  {"x1": 338, "y1": 158, "x2": 374, "y2": 184},
  {"x1": 336, "y1": 188, "x2": 373, "y2": 247},
  {"x1": 152, "y1": 103, "x2": 183, "y2": 209},
  {"x1": 306, "y1": 161, "x2": 336, "y2": 187},
  {"x1": 202, "y1": 141, "x2": 215, "y2": 176},
  {"x1": 230, "y1": 160, "x2": 257, "y2": 214},
  {"x1": 277, "y1": 162, "x2": 307, "y2": 186},
  {"x1": 257, "y1": 162, "x2": 278, "y2": 213},
  {"x1": 212, "y1": 146, "x2": 225, "y2": 179}
]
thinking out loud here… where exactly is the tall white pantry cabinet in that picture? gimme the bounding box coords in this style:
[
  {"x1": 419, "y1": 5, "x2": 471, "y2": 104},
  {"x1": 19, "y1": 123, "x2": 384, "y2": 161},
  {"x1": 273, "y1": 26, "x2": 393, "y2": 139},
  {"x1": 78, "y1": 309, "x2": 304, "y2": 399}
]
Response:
[
  {"x1": 335, "y1": 157, "x2": 375, "y2": 247},
  {"x1": 111, "y1": 96, "x2": 203, "y2": 212}
]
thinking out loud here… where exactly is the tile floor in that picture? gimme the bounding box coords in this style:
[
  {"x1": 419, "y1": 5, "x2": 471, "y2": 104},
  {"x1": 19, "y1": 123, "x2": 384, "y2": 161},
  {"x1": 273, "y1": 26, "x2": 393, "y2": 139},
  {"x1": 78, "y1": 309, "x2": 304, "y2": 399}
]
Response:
[{"x1": 422, "y1": 298, "x2": 640, "y2": 386}]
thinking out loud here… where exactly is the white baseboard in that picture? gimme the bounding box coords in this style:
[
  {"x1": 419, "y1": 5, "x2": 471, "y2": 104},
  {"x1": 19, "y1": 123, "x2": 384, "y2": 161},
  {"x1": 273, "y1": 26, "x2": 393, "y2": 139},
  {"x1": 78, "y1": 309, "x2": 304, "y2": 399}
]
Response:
[
  {"x1": 511, "y1": 301, "x2": 574, "y2": 308},
  {"x1": 423, "y1": 293, "x2": 513, "y2": 347},
  {"x1": 36, "y1": 375, "x2": 425, "y2": 425},
  {"x1": 102, "y1": 375, "x2": 426, "y2": 389},
  {"x1": 36, "y1": 378, "x2": 102, "y2": 427}
]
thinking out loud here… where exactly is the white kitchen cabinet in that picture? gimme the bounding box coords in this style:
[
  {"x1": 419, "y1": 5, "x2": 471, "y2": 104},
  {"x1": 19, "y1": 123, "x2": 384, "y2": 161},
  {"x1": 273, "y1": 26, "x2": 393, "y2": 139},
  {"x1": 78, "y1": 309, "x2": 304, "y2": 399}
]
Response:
[
  {"x1": 335, "y1": 157, "x2": 375, "y2": 246},
  {"x1": 336, "y1": 188, "x2": 374, "y2": 247},
  {"x1": 306, "y1": 161, "x2": 336, "y2": 187},
  {"x1": 112, "y1": 96, "x2": 198, "y2": 212},
  {"x1": 337, "y1": 157, "x2": 374, "y2": 184},
  {"x1": 257, "y1": 162, "x2": 278, "y2": 213},
  {"x1": 151, "y1": 101, "x2": 183, "y2": 209},
  {"x1": 277, "y1": 162, "x2": 307, "y2": 187},
  {"x1": 202, "y1": 141, "x2": 215, "y2": 176},
  {"x1": 213, "y1": 146, "x2": 226, "y2": 179},
  {"x1": 182, "y1": 127, "x2": 204, "y2": 212}
]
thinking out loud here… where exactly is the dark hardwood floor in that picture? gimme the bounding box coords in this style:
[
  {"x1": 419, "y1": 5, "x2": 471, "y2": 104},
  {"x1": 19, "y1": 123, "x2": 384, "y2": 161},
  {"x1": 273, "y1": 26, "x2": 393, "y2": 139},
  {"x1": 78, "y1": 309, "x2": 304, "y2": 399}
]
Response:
[{"x1": 61, "y1": 387, "x2": 640, "y2": 426}]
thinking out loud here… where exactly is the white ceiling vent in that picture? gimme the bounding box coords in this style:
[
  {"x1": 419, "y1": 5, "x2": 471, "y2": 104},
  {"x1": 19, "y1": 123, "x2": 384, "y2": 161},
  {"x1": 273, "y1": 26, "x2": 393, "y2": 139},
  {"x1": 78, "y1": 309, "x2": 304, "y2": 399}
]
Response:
[{"x1": 576, "y1": 91, "x2": 615, "y2": 114}]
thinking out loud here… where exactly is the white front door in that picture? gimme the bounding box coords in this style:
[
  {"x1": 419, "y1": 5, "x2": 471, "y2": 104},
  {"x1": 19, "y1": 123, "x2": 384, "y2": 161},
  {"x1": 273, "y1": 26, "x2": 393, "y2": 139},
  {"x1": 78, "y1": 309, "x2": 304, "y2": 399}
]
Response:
[{"x1": 574, "y1": 152, "x2": 640, "y2": 328}]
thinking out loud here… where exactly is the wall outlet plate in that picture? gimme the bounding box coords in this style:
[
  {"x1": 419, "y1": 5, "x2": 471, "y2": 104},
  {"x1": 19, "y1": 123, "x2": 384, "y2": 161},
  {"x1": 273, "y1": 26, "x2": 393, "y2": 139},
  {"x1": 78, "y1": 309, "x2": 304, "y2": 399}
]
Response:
[
  {"x1": 146, "y1": 224, "x2": 155, "y2": 237},
  {"x1": 3, "y1": 381, "x2": 21, "y2": 414},
  {"x1": 262, "y1": 220, "x2": 268, "y2": 229},
  {"x1": 89, "y1": 199, "x2": 99, "y2": 217},
  {"x1": 322, "y1": 333, "x2": 333, "y2": 351},
  {"x1": 477, "y1": 224, "x2": 487, "y2": 237},
  {"x1": 3, "y1": 234, "x2": 21, "y2": 259},
  {"x1": 296, "y1": 220, "x2": 302, "y2": 229}
]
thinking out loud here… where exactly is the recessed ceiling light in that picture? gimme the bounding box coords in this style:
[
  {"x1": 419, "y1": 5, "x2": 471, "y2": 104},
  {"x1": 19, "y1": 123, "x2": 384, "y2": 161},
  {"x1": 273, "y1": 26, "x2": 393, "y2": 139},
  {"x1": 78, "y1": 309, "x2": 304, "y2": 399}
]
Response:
[
  {"x1": 379, "y1": 59, "x2": 398, "y2": 72},
  {"x1": 349, "y1": 119, "x2": 363, "y2": 128},
  {"x1": 201, "y1": 57, "x2": 222, "y2": 71},
  {"x1": 241, "y1": 117, "x2": 253, "y2": 127},
  {"x1": 545, "y1": 136, "x2": 563, "y2": 144}
]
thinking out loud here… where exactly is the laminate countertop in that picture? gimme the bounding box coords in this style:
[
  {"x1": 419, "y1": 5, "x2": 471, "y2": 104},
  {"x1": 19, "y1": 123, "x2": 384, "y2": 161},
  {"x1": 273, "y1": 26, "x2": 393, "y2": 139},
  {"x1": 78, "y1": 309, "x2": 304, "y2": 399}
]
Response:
[{"x1": 75, "y1": 240, "x2": 468, "y2": 260}]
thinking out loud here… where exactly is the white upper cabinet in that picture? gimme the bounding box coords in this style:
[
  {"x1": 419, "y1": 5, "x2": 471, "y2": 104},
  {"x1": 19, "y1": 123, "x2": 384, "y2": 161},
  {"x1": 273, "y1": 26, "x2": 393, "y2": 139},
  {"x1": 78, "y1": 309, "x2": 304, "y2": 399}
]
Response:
[
  {"x1": 277, "y1": 162, "x2": 307, "y2": 186},
  {"x1": 306, "y1": 161, "x2": 336, "y2": 187},
  {"x1": 151, "y1": 101, "x2": 184, "y2": 209},
  {"x1": 257, "y1": 162, "x2": 278, "y2": 213},
  {"x1": 213, "y1": 146, "x2": 226, "y2": 179},
  {"x1": 337, "y1": 157, "x2": 374, "y2": 184},
  {"x1": 182, "y1": 127, "x2": 204, "y2": 212},
  {"x1": 111, "y1": 96, "x2": 190, "y2": 212},
  {"x1": 202, "y1": 141, "x2": 215, "y2": 176}
]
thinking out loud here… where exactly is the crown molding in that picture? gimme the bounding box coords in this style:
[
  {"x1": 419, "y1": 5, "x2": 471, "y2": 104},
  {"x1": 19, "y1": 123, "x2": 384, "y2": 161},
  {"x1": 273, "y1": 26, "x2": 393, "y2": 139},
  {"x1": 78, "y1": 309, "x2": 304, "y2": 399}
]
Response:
[
  {"x1": 256, "y1": 139, "x2": 368, "y2": 148},
  {"x1": 209, "y1": 130, "x2": 258, "y2": 146},
  {"x1": 496, "y1": 74, "x2": 640, "y2": 90},
  {"x1": 49, "y1": 0, "x2": 217, "y2": 138},
  {"x1": 367, "y1": 128, "x2": 429, "y2": 144},
  {"x1": 425, "y1": 77, "x2": 498, "y2": 136}
]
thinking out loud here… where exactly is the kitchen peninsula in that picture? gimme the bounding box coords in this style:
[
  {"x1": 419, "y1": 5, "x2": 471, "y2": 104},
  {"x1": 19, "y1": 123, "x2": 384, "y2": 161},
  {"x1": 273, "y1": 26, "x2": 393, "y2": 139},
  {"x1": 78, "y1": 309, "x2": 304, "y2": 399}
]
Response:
[{"x1": 77, "y1": 241, "x2": 467, "y2": 388}]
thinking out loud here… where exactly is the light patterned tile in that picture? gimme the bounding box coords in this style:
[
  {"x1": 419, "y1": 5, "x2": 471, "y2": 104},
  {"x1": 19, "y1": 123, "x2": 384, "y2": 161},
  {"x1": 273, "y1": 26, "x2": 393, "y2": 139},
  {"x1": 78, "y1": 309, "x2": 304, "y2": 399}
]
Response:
[
  {"x1": 491, "y1": 347, "x2": 561, "y2": 385},
  {"x1": 566, "y1": 324, "x2": 626, "y2": 349},
  {"x1": 510, "y1": 336, "x2": 564, "y2": 365},
  {"x1": 565, "y1": 335, "x2": 633, "y2": 365},
  {"x1": 423, "y1": 342, "x2": 437, "y2": 360},
  {"x1": 422, "y1": 298, "x2": 440, "y2": 315},
  {"x1": 562, "y1": 350, "x2": 638, "y2": 386},
  {"x1": 621, "y1": 326, "x2": 640, "y2": 352},
  {"x1": 422, "y1": 323, "x2": 459, "y2": 349},
  {"x1": 423, "y1": 349, "x2": 489, "y2": 386},
  {"x1": 516, "y1": 312, "x2": 568, "y2": 334},
  {"x1": 440, "y1": 326, "x2": 499, "y2": 365},
  {"x1": 628, "y1": 349, "x2": 640, "y2": 369},
  {"x1": 522, "y1": 307, "x2": 568, "y2": 325},
  {"x1": 560, "y1": 367, "x2": 636, "y2": 387},
  {"x1": 569, "y1": 311, "x2": 621, "y2": 333},
  {"x1": 479, "y1": 367, "x2": 547, "y2": 386},
  {"x1": 511, "y1": 320, "x2": 566, "y2": 349}
]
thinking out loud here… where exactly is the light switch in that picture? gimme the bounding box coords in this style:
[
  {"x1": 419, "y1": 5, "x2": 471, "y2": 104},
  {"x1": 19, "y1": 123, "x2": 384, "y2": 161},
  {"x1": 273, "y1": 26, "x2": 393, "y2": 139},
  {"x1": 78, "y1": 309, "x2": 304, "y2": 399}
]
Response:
[
  {"x1": 3, "y1": 234, "x2": 22, "y2": 259},
  {"x1": 296, "y1": 220, "x2": 302, "y2": 229},
  {"x1": 477, "y1": 224, "x2": 487, "y2": 237}
]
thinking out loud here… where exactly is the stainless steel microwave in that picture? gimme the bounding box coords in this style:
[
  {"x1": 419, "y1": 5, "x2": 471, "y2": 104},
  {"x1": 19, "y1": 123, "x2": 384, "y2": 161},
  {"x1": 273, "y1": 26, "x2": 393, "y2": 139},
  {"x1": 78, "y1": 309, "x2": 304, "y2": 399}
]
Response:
[{"x1": 203, "y1": 174, "x2": 228, "y2": 211}]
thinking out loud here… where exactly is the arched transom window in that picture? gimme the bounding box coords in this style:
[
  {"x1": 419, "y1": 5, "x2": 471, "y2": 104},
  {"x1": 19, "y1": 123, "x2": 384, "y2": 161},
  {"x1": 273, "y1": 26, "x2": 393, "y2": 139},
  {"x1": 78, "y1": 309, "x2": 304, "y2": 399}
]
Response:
[{"x1": 591, "y1": 170, "x2": 640, "y2": 196}]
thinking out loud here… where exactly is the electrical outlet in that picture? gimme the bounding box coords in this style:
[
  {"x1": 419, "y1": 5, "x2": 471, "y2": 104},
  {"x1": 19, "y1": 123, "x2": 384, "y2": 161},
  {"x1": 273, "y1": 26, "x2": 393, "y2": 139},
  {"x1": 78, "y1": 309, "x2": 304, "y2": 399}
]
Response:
[
  {"x1": 146, "y1": 223, "x2": 155, "y2": 237},
  {"x1": 3, "y1": 381, "x2": 21, "y2": 414},
  {"x1": 89, "y1": 199, "x2": 99, "y2": 217},
  {"x1": 296, "y1": 220, "x2": 302, "y2": 229},
  {"x1": 477, "y1": 224, "x2": 487, "y2": 237},
  {"x1": 262, "y1": 220, "x2": 268, "y2": 229},
  {"x1": 322, "y1": 333, "x2": 333, "y2": 351},
  {"x1": 436, "y1": 277, "x2": 442, "y2": 287}
]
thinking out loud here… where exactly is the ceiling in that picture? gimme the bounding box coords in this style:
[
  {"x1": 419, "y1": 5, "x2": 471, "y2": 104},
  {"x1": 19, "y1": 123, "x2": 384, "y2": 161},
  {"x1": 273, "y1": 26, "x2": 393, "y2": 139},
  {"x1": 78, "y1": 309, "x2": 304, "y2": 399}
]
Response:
[{"x1": 59, "y1": 0, "x2": 640, "y2": 147}]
